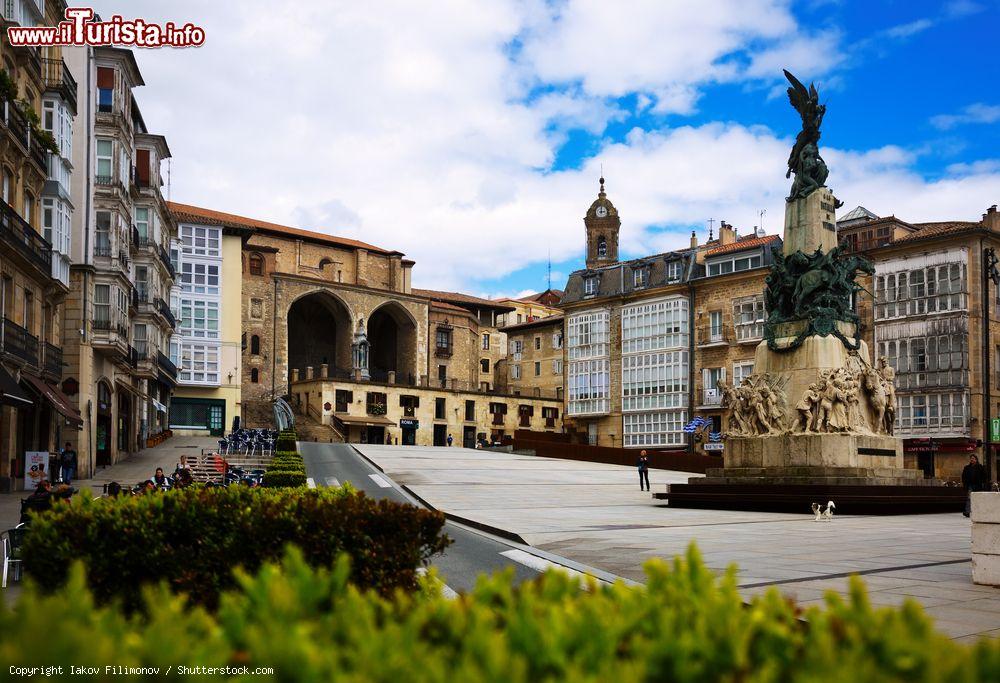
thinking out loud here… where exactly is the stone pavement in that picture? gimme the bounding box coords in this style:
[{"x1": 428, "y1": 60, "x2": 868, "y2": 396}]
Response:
[
  {"x1": 355, "y1": 444, "x2": 1000, "y2": 642},
  {"x1": 0, "y1": 436, "x2": 218, "y2": 531}
]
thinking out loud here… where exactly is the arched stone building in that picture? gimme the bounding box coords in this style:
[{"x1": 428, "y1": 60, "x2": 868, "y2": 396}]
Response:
[{"x1": 168, "y1": 204, "x2": 563, "y2": 445}]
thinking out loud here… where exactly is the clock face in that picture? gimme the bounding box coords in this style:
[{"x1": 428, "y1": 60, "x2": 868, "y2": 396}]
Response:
[{"x1": 595, "y1": 205, "x2": 608, "y2": 218}]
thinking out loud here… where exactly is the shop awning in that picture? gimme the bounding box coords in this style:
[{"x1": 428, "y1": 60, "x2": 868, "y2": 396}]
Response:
[
  {"x1": 151, "y1": 398, "x2": 167, "y2": 413},
  {"x1": 0, "y1": 365, "x2": 32, "y2": 407},
  {"x1": 20, "y1": 373, "x2": 83, "y2": 427},
  {"x1": 334, "y1": 413, "x2": 394, "y2": 427}
]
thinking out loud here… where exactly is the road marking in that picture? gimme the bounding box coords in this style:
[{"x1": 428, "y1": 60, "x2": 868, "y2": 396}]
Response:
[
  {"x1": 369, "y1": 473, "x2": 392, "y2": 488},
  {"x1": 325, "y1": 476, "x2": 341, "y2": 488},
  {"x1": 500, "y1": 549, "x2": 600, "y2": 583},
  {"x1": 417, "y1": 567, "x2": 458, "y2": 599},
  {"x1": 306, "y1": 477, "x2": 316, "y2": 489}
]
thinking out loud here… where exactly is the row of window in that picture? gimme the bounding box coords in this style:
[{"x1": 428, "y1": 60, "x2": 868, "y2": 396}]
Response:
[
  {"x1": 583, "y1": 261, "x2": 685, "y2": 297},
  {"x1": 874, "y1": 263, "x2": 967, "y2": 320},
  {"x1": 896, "y1": 393, "x2": 968, "y2": 434},
  {"x1": 510, "y1": 359, "x2": 563, "y2": 380},
  {"x1": 877, "y1": 334, "x2": 968, "y2": 375}
]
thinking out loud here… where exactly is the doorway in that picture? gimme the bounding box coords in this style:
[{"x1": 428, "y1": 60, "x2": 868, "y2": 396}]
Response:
[
  {"x1": 433, "y1": 424, "x2": 447, "y2": 446},
  {"x1": 402, "y1": 426, "x2": 416, "y2": 445},
  {"x1": 463, "y1": 426, "x2": 476, "y2": 449},
  {"x1": 917, "y1": 452, "x2": 935, "y2": 479},
  {"x1": 366, "y1": 426, "x2": 385, "y2": 445},
  {"x1": 96, "y1": 381, "x2": 112, "y2": 467}
]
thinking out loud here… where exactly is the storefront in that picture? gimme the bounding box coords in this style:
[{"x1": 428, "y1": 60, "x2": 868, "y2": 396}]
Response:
[
  {"x1": 903, "y1": 437, "x2": 977, "y2": 480},
  {"x1": 400, "y1": 418, "x2": 418, "y2": 445},
  {"x1": 170, "y1": 397, "x2": 226, "y2": 436}
]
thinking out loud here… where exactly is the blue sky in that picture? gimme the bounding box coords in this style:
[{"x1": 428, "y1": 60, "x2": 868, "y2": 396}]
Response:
[
  {"x1": 478, "y1": 0, "x2": 1000, "y2": 297},
  {"x1": 122, "y1": 0, "x2": 1000, "y2": 297}
]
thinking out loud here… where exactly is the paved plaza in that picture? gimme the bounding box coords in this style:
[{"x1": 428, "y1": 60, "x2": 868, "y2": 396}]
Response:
[{"x1": 355, "y1": 444, "x2": 1000, "y2": 641}]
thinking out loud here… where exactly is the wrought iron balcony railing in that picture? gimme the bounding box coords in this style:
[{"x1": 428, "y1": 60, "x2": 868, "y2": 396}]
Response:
[
  {"x1": 0, "y1": 199, "x2": 52, "y2": 277},
  {"x1": 42, "y1": 341, "x2": 62, "y2": 378},
  {"x1": 41, "y1": 57, "x2": 78, "y2": 112},
  {"x1": 157, "y1": 350, "x2": 178, "y2": 379},
  {"x1": 2, "y1": 317, "x2": 38, "y2": 367}
]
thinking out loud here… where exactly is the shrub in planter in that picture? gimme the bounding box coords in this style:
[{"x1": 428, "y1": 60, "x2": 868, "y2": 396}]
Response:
[
  {"x1": 275, "y1": 431, "x2": 298, "y2": 451},
  {"x1": 2, "y1": 545, "x2": 998, "y2": 680},
  {"x1": 21, "y1": 486, "x2": 449, "y2": 611}
]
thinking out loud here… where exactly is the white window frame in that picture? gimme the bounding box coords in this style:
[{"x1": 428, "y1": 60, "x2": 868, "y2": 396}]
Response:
[{"x1": 96, "y1": 138, "x2": 113, "y2": 179}]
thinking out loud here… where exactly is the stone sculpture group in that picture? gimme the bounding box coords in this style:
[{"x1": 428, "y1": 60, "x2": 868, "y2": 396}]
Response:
[{"x1": 719, "y1": 356, "x2": 896, "y2": 437}]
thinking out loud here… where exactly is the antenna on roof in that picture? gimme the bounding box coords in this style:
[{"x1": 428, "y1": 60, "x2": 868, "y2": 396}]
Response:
[
  {"x1": 758, "y1": 208, "x2": 766, "y2": 234},
  {"x1": 707, "y1": 218, "x2": 715, "y2": 241},
  {"x1": 547, "y1": 247, "x2": 552, "y2": 291},
  {"x1": 167, "y1": 157, "x2": 172, "y2": 204}
]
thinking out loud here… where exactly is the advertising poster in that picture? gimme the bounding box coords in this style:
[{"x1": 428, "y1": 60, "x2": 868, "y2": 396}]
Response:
[{"x1": 25, "y1": 451, "x2": 51, "y2": 489}]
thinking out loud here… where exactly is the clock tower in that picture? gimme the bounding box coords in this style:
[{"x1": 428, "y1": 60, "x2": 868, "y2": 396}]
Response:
[{"x1": 584, "y1": 177, "x2": 620, "y2": 270}]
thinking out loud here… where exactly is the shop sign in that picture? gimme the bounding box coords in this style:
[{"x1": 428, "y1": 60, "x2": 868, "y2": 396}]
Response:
[
  {"x1": 25, "y1": 451, "x2": 50, "y2": 488},
  {"x1": 703, "y1": 442, "x2": 725, "y2": 452},
  {"x1": 992, "y1": 418, "x2": 1000, "y2": 443},
  {"x1": 400, "y1": 418, "x2": 419, "y2": 429}
]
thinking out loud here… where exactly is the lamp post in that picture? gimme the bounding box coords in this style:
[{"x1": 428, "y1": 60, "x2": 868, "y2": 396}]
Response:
[{"x1": 982, "y1": 246, "x2": 999, "y2": 482}]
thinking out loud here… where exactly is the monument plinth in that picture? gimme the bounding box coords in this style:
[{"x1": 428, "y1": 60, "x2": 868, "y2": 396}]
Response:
[{"x1": 659, "y1": 70, "x2": 964, "y2": 513}]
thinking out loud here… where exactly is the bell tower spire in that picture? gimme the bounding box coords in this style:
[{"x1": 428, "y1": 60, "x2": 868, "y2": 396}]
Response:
[{"x1": 584, "y1": 176, "x2": 620, "y2": 270}]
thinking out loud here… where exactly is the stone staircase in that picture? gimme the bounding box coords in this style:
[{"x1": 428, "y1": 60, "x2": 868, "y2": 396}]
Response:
[{"x1": 292, "y1": 405, "x2": 345, "y2": 443}]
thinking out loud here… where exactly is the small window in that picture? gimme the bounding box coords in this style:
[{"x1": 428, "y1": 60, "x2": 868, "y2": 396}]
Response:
[
  {"x1": 481, "y1": 333, "x2": 490, "y2": 350},
  {"x1": 465, "y1": 400, "x2": 475, "y2": 421},
  {"x1": 250, "y1": 335, "x2": 260, "y2": 355},
  {"x1": 534, "y1": 361, "x2": 541, "y2": 376},
  {"x1": 250, "y1": 368, "x2": 259, "y2": 383},
  {"x1": 249, "y1": 253, "x2": 264, "y2": 276},
  {"x1": 633, "y1": 267, "x2": 648, "y2": 288},
  {"x1": 435, "y1": 397, "x2": 446, "y2": 420},
  {"x1": 480, "y1": 358, "x2": 490, "y2": 373},
  {"x1": 584, "y1": 277, "x2": 598, "y2": 296},
  {"x1": 534, "y1": 336, "x2": 541, "y2": 350}
]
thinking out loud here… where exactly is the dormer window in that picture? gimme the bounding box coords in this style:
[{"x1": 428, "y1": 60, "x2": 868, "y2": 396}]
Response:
[
  {"x1": 597, "y1": 236, "x2": 607, "y2": 258},
  {"x1": 584, "y1": 276, "x2": 598, "y2": 296},
  {"x1": 667, "y1": 260, "x2": 682, "y2": 282},
  {"x1": 633, "y1": 267, "x2": 648, "y2": 289}
]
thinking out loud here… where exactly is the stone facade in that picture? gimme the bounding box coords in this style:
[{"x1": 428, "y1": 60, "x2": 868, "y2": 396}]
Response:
[
  {"x1": 839, "y1": 204, "x2": 1000, "y2": 481},
  {"x1": 289, "y1": 376, "x2": 562, "y2": 447},
  {"x1": 502, "y1": 315, "x2": 564, "y2": 400}
]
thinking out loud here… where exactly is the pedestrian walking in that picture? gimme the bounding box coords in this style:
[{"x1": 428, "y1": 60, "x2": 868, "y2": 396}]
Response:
[
  {"x1": 446, "y1": 434, "x2": 454, "y2": 447},
  {"x1": 637, "y1": 450, "x2": 650, "y2": 492},
  {"x1": 963, "y1": 454, "x2": 988, "y2": 517},
  {"x1": 60, "y1": 442, "x2": 77, "y2": 486}
]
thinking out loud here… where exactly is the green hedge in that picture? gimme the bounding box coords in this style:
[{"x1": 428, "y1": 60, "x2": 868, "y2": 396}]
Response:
[
  {"x1": 262, "y1": 470, "x2": 307, "y2": 488},
  {"x1": 2, "y1": 545, "x2": 998, "y2": 680},
  {"x1": 21, "y1": 486, "x2": 449, "y2": 611},
  {"x1": 275, "y1": 430, "x2": 298, "y2": 452}
]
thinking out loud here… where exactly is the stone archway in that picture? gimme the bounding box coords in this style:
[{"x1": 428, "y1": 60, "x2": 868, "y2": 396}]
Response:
[
  {"x1": 368, "y1": 301, "x2": 418, "y2": 383},
  {"x1": 287, "y1": 291, "x2": 353, "y2": 383}
]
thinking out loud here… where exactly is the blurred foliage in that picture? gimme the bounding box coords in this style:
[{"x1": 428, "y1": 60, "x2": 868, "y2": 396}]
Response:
[{"x1": 2, "y1": 544, "x2": 997, "y2": 681}]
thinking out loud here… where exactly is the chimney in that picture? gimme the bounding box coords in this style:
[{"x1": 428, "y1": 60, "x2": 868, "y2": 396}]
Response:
[
  {"x1": 690, "y1": 230, "x2": 698, "y2": 249},
  {"x1": 719, "y1": 220, "x2": 736, "y2": 246},
  {"x1": 985, "y1": 205, "x2": 999, "y2": 232}
]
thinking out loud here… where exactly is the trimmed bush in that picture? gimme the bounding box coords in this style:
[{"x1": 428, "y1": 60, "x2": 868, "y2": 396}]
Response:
[
  {"x1": 275, "y1": 430, "x2": 298, "y2": 452},
  {"x1": 2, "y1": 545, "x2": 998, "y2": 680},
  {"x1": 21, "y1": 486, "x2": 449, "y2": 611},
  {"x1": 262, "y1": 470, "x2": 308, "y2": 488}
]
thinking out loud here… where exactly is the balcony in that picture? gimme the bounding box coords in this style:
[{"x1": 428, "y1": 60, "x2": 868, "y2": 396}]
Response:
[
  {"x1": 2, "y1": 317, "x2": 39, "y2": 367},
  {"x1": 157, "y1": 351, "x2": 178, "y2": 381},
  {"x1": 23, "y1": 47, "x2": 42, "y2": 82},
  {"x1": 434, "y1": 345, "x2": 453, "y2": 358},
  {"x1": 0, "y1": 97, "x2": 29, "y2": 155},
  {"x1": 42, "y1": 341, "x2": 62, "y2": 380},
  {"x1": 0, "y1": 199, "x2": 52, "y2": 279},
  {"x1": 697, "y1": 324, "x2": 730, "y2": 348},
  {"x1": 701, "y1": 387, "x2": 723, "y2": 407},
  {"x1": 734, "y1": 322, "x2": 764, "y2": 344},
  {"x1": 41, "y1": 58, "x2": 78, "y2": 112},
  {"x1": 155, "y1": 297, "x2": 177, "y2": 329},
  {"x1": 157, "y1": 244, "x2": 175, "y2": 279}
]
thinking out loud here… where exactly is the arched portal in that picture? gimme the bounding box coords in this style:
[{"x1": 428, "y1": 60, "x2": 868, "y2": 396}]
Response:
[
  {"x1": 287, "y1": 292, "x2": 353, "y2": 383},
  {"x1": 368, "y1": 302, "x2": 418, "y2": 383}
]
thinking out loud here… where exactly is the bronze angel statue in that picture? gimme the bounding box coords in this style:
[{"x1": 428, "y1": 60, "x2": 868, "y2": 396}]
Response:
[{"x1": 784, "y1": 69, "x2": 829, "y2": 201}]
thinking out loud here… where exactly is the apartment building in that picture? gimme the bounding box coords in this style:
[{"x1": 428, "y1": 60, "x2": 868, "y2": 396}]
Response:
[
  {"x1": 166, "y1": 204, "x2": 248, "y2": 436},
  {"x1": 61, "y1": 45, "x2": 176, "y2": 475},
  {"x1": 500, "y1": 314, "x2": 564, "y2": 401},
  {"x1": 495, "y1": 289, "x2": 563, "y2": 327},
  {"x1": 0, "y1": 4, "x2": 81, "y2": 491},
  {"x1": 839, "y1": 204, "x2": 1000, "y2": 480}
]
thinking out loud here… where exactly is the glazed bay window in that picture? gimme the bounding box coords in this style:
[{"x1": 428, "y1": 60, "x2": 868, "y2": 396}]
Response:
[
  {"x1": 180, "y1": 262, "x2": 220, "y2": 295},
  {"x1": 179, "y1": 224, "x2": 221, "y2": 257},
  {"x1": 622, "y1": 298, "x2": 688, "y2": 353},
  {"x1": 875, "y1": 260, "x2": 967, "y2": 320},
  {"x1": 180, "y1": 343, "x2": 220, "y2": 384},
  {"x1": 435, "y1": 327, "x2": 453, "y2": 356},
  {"x1": 733, "y1": 295, "x2": 765, "y2": 342},
  {"x1": 96, "y1": 138, "x2": 113, "y2": 182},
  {"x1": 179, "y1": 298, "x2": 219, "y2": 339},
  {"x1": 95, "y1": 211, "x2": 112, "y2": 256},
  {"x1": 896, "y1": 392, "x2": 968, "y2": 434},
  {"x1": 706, "y1": 250, "x2": 762, "y2": 276},
  {"x1": 568, "y1": 358, "x2": 610, "y2": 415},
  {"x1": 624, "y1": 410, "x2": 687, "y2": 447},
  {"x1": 622, "y1": 350, "x2": 687, "y2": 411}
]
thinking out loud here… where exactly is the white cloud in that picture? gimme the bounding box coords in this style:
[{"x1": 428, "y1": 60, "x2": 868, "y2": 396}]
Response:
[
  {"x1": 931, "y1": 103, "x2": 1000, "y2": 130},
  {"x1": 108, "y1": 0, "x2": 998, "y2": 293},
  {"x1": 883, "y1": 19, "x2": 934, "y2": 39}
]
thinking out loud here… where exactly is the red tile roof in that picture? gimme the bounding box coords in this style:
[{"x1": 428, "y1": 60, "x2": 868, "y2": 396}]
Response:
[
  {"x1": 502, "y1": 314, "x2": 564, "y2": 332},
  {"x1": 412, "y1": 288, "x2": 515, "y2": 311},
  {"x1": 705, "y1": 234, "x2": 779, "y2": 256},
  {"x1": 893, "y1": 221, "x2": 984, "y2": 242},
  {"x1": 168, "y1": 202, "x2": 395, "y2": 255}
]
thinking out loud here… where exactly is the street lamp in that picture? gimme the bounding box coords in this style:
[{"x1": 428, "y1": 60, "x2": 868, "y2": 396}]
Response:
[{"x1": 982, "y1": 246, "x2": 999, "y2": 482}]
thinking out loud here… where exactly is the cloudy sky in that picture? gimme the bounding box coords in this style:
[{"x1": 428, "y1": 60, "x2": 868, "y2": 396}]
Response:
[{"x1": 102, "y1": 0, "x2": 999, "y2": 297}]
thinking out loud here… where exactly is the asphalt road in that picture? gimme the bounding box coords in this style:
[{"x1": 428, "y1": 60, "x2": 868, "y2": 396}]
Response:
[{"x1": 298, "y1": 441, "x2": 541, "y2": 593}]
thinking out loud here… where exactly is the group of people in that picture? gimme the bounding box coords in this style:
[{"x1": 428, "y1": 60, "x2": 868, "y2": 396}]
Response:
[{"x1": 105, "y1": 456, "x2": 196, "y2": 497}]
